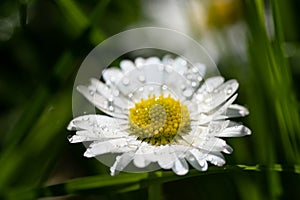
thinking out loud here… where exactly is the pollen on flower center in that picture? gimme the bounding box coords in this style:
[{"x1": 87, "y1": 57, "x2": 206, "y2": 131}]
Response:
[{"x1": 128, "y1": 94, "x2": 191, "y2": 146}]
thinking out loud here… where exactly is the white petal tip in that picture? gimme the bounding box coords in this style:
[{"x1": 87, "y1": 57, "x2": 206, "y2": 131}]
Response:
[
  {"x1": 244, "y1": 127, "x2": 252, "y2": 136},
  {"x1": 84, "y1": 149, "x2": 95, "y2": 158},
  {"x1": 240, "y1": 108, "x2": 249, "y2": 116},
  {"x1": 223, "y1": 145, "x2": 233, "y2": 154}
]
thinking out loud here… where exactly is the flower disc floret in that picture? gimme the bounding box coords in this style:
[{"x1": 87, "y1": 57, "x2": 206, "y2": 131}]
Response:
[{"x1": 128, "y1": 94, "x2": 191, "y2": 145}]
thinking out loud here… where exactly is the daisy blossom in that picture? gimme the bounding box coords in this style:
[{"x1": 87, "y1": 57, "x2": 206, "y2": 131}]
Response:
[{"x1": 68, "y1": 56, "x2": 251, "y2": 176}]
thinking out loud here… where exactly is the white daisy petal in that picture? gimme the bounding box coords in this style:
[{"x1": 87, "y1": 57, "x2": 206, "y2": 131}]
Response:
[
  {"x1": 133, "y1": 143, "x2": 156, "y2": 168},
  {"x1": 172, "y1": 158, "x2": 189, "y2": 175},
  {"x1": 110, "y1": 152, "x2": 135, "y2": 176},
  {"x1": 225, "y1": 104, "x2": 249, "y2": 118},
  {"x1": 197, "y1": 76, "x2": 225, "y2": 93},
  {"x1": 145, "y1": 57, "x2": 161, "y2": 65},
  {"x1": 68, "y1": 134, "x2": 95, "y2": 143},
  {"x1": 157, "y1": 146, "x2": 177, "y2": 169},
  {"x1": 90, "y1": 78, "x2": 112, "y2": 99},
  {"x1": 90, "y1": 78, "x2": 130, "y2": 110},
  {"x1": 206, "y1": 152, "x2": 226, "y2": 166},
  {"x1": 217, "y1": 123, "x2": 252, "y2": 137},
  {"x1": 85, "y1": 138, "x2": 138, "y2": 157},
  {"x1": 77, "y1": 85, "x2": 128, "y2": 118},
  {"x1": 195, "y1": 80, "x2": 239, "y2": 113},
  {"x1": 207, "y1": 120, "x2": 230, "y2": 135},
  {"x1": 120, "y1": 60, "x2": 135, "y2": 73},
  {"x1": 191, "y1": 136, "x2": 230, "y2": 153},
  {"x1": 102, "y1": 67, "x2": 123, "y2": 85},
  {"x1": 172, "y1": 57, "x2": 188, "y2": 75},
  {"x1": 186, "y1": 149, "x2": 208, "y2": 171},
  {"x1": 134, "y1": 57, "x2": 146, "y2": 68}
]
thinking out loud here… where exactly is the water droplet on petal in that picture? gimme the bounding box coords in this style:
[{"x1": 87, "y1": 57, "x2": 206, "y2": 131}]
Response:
[
  {"x1": 192, "y1": 67, "x2": 198, "y2": 73},
  {"x1": 226, "y1": 86, "x2": 233, "y2": 95},
  {"x1": 186, "y1": 74, "x2": 193, "y2": 80},
  {"x1": 191, "y1": 81, "x2": 197, "y2": 87},
  {"x1": 183, "y1": 88, "x2": 193, "y2": 97},
  {"x1": 162, "y1": 85, "x2": 168, "y2": 90},
  {"x1": 181, "y1": 85, "x2": 186, "y2": 90},
  {"x1": 89, "y1": 90, "x2": 95, "y2": 95},
  {"x1": 138, "y1": 75, "x2": 146, "y2": 82},
  {"x1": 188, "y1": 155, "x2": 195, "y2": 162},
  {"x1": 122, "y1": 78, "x2": 130, "y2": 86},
  {"x1": 110, "y1": 76, "x2": 116, "y2": 83},
  {"x1": 128, "y1": 93, "x2": 133, "y2": 98},
  {"x1": 109, "y1": 106, "x2": 114, "y2": 111},
  {"x1": 113, "y1": 89, "x2": 119, "y2": 96}
]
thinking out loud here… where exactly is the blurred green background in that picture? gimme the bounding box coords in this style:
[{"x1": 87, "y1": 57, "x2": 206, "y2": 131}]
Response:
[{"x1": 1, "y1": 0, "x2": 300, "y2": 199}]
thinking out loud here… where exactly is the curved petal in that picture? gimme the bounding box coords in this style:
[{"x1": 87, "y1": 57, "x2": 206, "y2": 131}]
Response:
[
  {"x1": 156, "y1": 146, "x2": 177, "y2": 169},
  {"x1": 186, "y1": 149, "x2": 208, "y2": 171},
  {"x1": 206, "y1": 152, "x2": 226, "y2": 166},
  {"x1": 110, "y1": 152, "x2": 135, "y2": 176},
  {"x1": 120, "y1": 60, "x2": 135, "y2": 73},
  {"x1": 172, "y1": 158, "x2": 189, "y2": 175},
  {"x1": 217, "y1": 123, "x2": 251, "y2": 137},
  {"x1": 133, "y1": 143, "x2": 156, "y2": 168},
  {"x1": 102, "y1": 67, "x2": 123, "y2": 85},
  {"x1": 224, "y1": 104, "x2": 249, "y2": 118}
]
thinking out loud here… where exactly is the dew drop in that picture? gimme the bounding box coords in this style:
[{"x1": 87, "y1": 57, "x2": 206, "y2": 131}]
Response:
[
  {"x1": 110, "y1": 76, "x2": 116, "y2": 83},
  {"x1": 192, "y1": 67, "x2": 198, "y2": 73},
  {"x1": 226, "y1": 86, "x2": 233, "y2": 95},
  {"x1": 181, "y1": 84, "x2": 186, "y2": 90},
  {"x1": 197, "y1": 76, "x2": 203, "y2": 81},
  {"x1": 162, "y1": 85, "x2": 168, "y2": 90},
  {"x1": 122, "y1": 78, "x2": 130, "y2": 85},
  {"x1": 204, "y1": 97, "x2": 212, "y2": 104},
  {"x1": 109, "y1": 106, "x2": 114, "y2": 111},
  {"x1": 113, "y1": 89, "x2": 119, "y2": 96},
  {"x1": 186, "y1": 74, "x2": 193, "y2": 80},
  {"x1": 139, "y1": 87, "x2": 144, "y2": 92},
  {"x1": 138, "y1": 75, "x2": 146, "y2": 82},
  {"x1": 191, "y1": 81, "x2": 197, "y2": 87},
  {"x1": 188, "y1": 155, "x2": 195, "y2": 162},
  {"x1": 128, "y1": 93, "x2": 133, "y2": 98},
  {"x1": 89, "y1": 90, "x2": 95, "y2": 95},
  {"x1": 183, "y1": 88, "x2": 193, "y2": 97}
]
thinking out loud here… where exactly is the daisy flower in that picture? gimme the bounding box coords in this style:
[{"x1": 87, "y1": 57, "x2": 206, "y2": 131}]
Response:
[{"x1": 68, "y1": 56, "x2": 251, "y2": 176}]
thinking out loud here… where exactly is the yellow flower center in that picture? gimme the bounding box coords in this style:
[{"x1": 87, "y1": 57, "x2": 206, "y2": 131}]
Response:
[{"x1": 128, "y1": 94, "x2": 191, "y2": 146}]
